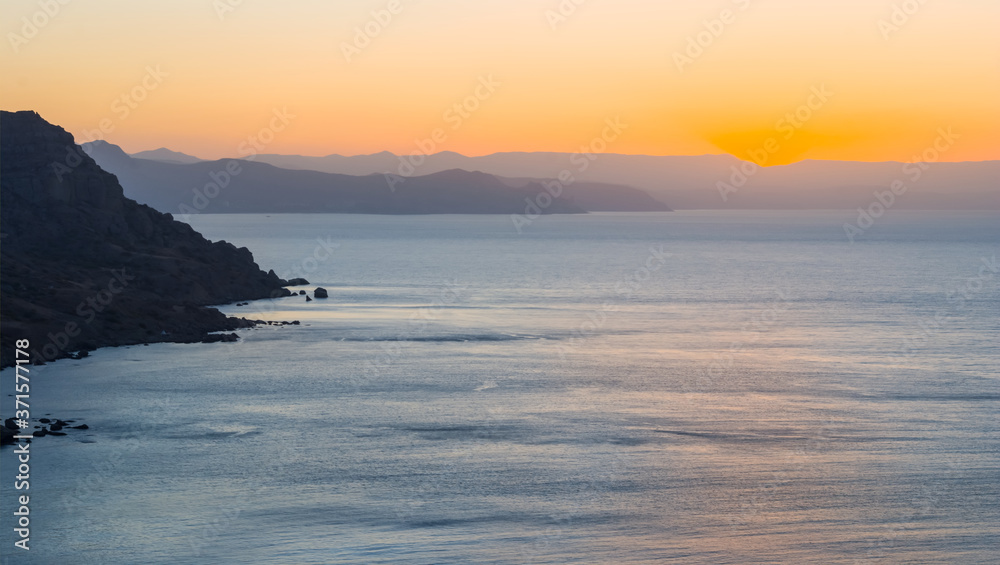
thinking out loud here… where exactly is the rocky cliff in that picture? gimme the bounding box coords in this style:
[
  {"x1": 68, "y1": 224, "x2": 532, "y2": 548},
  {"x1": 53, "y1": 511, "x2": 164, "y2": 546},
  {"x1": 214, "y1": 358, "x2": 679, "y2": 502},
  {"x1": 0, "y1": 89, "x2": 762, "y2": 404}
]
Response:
[{"x1": 0, "y1": 110, "x2": 292, "y2": 367}]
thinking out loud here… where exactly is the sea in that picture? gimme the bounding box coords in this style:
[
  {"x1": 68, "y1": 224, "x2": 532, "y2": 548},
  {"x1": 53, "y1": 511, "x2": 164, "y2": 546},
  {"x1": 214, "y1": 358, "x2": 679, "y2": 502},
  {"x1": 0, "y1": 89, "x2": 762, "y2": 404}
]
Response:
[{"x1": 2, "y1": 211, "x2": 998, "y2": 564}]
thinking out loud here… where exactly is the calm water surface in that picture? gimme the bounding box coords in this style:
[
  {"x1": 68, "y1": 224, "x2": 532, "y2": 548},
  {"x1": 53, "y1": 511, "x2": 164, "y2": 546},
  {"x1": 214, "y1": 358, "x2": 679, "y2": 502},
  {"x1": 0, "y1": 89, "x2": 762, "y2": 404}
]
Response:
[{"x1": 2, "y1": 211, "x2": 998, "y2": 564}]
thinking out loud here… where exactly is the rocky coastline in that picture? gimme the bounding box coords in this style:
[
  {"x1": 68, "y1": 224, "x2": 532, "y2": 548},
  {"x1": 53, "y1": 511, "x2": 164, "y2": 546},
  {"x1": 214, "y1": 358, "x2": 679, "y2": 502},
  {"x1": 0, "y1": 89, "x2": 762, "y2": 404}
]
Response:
[{"x1": 0, "y1": 111, "x2": 302, "y2": 368}]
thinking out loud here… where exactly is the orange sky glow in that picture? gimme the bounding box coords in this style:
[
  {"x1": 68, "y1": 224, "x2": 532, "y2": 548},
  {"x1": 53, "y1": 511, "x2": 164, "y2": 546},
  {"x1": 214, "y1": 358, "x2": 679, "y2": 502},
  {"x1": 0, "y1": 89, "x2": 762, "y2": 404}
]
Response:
[{"x1": 2, "y1": 0, "x2": 998, "y2": 164}]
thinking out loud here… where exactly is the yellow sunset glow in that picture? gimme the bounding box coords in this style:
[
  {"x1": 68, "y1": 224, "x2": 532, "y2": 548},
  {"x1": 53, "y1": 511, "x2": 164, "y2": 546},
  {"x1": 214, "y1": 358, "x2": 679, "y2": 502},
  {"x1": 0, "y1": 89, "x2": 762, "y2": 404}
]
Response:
[{"x1": 1, "y1": 0, "x2": 997, "y2": 163}]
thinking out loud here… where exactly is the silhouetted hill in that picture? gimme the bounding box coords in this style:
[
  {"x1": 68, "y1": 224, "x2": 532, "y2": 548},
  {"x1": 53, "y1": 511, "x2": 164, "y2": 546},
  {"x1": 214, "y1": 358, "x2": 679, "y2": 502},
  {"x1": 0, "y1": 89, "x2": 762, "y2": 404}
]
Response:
[
  {"x1": 84, "y1": 141, "x2": 668, "y2": 215},
  {"x1": 501, "y1": 177, "x2": 671, "y2": 212},
  {"x1": 248, "y1": 151, "x2": 1000, "y2": 210},
  {"x1": 0, "y1": 111, "x2": 293, "y2": 367},
  {"x1": 131, "y1": 147, "x2": 204, "y2": 164}
]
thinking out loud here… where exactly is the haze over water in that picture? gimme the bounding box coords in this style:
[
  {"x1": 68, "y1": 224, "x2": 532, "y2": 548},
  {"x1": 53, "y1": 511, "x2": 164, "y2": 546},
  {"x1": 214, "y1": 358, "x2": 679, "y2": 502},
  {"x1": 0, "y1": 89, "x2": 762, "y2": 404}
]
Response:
[{"x1": 2, "y1": 211, "x2": 997, "y2": 564}]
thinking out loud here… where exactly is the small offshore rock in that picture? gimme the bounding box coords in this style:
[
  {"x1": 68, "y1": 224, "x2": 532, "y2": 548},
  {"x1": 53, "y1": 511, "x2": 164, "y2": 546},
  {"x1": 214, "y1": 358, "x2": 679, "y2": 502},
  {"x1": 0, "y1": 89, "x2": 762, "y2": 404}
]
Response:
[{"x1": 314, "y1": 287, "x2": 329, "y2": 299}]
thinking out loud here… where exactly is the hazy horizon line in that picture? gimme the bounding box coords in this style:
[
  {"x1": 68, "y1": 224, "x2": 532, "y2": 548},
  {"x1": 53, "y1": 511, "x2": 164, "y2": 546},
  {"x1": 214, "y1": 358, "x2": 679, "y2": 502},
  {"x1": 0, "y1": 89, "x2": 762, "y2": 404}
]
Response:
[{"x1": 121, "y1": 144, "x2": 1000, "y2": 168}]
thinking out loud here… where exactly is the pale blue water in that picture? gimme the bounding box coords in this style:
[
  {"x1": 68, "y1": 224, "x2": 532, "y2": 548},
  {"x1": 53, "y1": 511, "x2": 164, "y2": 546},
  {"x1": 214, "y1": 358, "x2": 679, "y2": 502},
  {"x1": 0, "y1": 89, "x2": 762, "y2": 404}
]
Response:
[{"x1": 2, "y1": 211, "x2": 998, "y2": 564}]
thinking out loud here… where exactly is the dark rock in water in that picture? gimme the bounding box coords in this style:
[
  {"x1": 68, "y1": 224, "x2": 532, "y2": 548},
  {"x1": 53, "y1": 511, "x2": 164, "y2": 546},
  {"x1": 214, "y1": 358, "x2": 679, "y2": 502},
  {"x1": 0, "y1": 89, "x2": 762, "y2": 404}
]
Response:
[
  {"x1": 47, "y1": 431, "x2": 67, "y2": 436},
  {"x1": 314, "y1": 287, "x2": 329, "y2": 299},
  {"x1": 32, "y1": 429, "x2": 47, "y2": 437},
  {"x1": 39, "y1": 418, "x2": 51, "y2": 423},
  {"x1": 292, "y1": 321, "x2": 300, "y2": 325},
  {"x1": 0, "y1": 110, "x2": 294, "y2": 368},
  {"x1": 298, "y1": 290, "x2": 306, "y2": 295},
  {"x1": 4, "y1": 418, "x2": 19, "y2": 430},
  {"x1": 72, "y1": 424, "x2": 89, "y2": 430},
  {"x1": 201, "y1": 333, "x2": 239, "y2": 344},
  {"x1": 49, "y1": 423, "x2": 63, "y2": 431},
  {"x1": 306, "y1": 296, "x2": 312, "y2": 302},
  {"x1": 287, "y1": 278, "x2": 309, "y2": 286},
  {"x1": 0, "y1": 426, "x2": 14, "y2": 445}
]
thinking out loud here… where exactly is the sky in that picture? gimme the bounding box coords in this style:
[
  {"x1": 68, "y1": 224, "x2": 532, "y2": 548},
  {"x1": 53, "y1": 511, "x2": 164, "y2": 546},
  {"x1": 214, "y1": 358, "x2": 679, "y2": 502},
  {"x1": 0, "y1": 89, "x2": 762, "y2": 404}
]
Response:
[{"x1": 2, "y1": 0, "x2": 998, "y2": 164}]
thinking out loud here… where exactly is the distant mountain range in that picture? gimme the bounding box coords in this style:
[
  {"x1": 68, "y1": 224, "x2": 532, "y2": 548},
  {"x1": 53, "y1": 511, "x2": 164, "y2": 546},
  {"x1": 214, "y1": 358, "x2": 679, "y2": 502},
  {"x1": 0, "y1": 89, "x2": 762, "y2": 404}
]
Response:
[
  {"x1": 85, "y1": 142, "x2": 670, "y2": 216},
  {"x1": 131, "y1": 147, "x2": 204, "y2": 164},
  {"x1": 213, "y1": 151, "x2": 998, "y2": 210}
]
